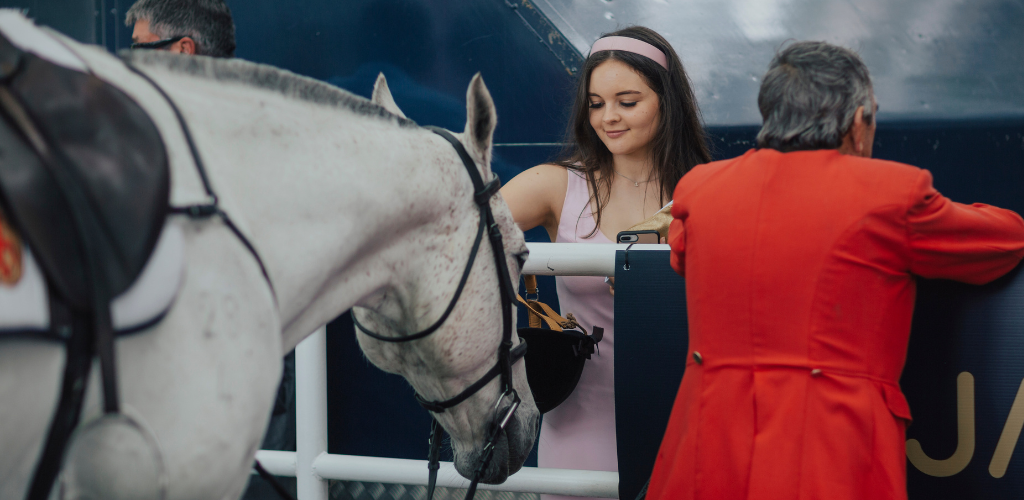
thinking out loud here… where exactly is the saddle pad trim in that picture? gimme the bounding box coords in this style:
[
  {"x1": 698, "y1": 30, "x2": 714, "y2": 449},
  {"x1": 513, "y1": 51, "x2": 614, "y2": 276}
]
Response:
[
  {"x1": 0, "y1": 245, "x2": 48, "y2": 330},
  {"x1": 0, "y1": 220, "x2": 185, "y2": 338},
  {"x1": 110, "y1": 221, "x2": 183, "y2": 331}
]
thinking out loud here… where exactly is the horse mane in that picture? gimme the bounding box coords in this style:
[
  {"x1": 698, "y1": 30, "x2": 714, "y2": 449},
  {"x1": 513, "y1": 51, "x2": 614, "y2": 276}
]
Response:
[{"x1": 122, "y1": 51, "x2": 418, "y2": 128}]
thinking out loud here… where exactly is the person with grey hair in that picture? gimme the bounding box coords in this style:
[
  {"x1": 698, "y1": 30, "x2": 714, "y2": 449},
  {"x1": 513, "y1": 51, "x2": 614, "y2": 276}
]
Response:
[
  {"x1": 756, "y1": 41, "x2": 875, "y2": 152},
  {"x1": 126, "y1": 0, "x2": 235, "y2": 57},
  {"x1": 645, "y1": 41, "x2": 1024, "y2": 499}
]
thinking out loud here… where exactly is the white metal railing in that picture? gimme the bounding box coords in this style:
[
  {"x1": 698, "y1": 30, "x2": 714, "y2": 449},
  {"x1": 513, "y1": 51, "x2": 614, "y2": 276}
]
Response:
[
  {"x1": 522, "y1": 243, "x2": 665, "y2": 276},
  {"x1": 261, "y1": 243, "x2": 670, "y2": 498},
  {"x1": 254, "y1": 451, "x2": 619, "y2": 498}
]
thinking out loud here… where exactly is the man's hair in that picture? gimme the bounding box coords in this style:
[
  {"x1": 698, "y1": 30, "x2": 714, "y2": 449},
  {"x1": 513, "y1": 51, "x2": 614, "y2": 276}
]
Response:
[
  {"x1": 126, "y1": 0, "x2": 235, "y2": 58},
  {"x1": 756, "y1": 41, "x2": 874, "y2": 152}
]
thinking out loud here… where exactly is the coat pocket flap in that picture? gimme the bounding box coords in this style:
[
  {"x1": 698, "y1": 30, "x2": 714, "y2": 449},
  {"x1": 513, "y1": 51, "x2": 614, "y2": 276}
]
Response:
[{"x1": 881, "y1": 383, "x2": 913, "y2": 422}]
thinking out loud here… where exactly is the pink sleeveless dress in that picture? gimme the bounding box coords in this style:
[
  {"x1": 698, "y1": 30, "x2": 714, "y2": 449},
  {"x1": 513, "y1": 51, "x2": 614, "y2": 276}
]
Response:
[{"x1": 538, "y1": 169, "x2": 617, "y2": 500}]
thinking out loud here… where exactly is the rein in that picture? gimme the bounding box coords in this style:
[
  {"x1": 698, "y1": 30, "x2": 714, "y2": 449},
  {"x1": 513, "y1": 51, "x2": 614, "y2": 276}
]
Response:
[
  {"x1": 0, "y1": 45, "x2": 124, "y2": 500},
  {"x1": 123, "y1": 62, "x2": 278, "y2": 304},
  {"x1": 352, "y1": 126, "x2": 526, "y2": 500},
  {"x1": 0, "y1": 49, "x2": 284, "y2": 500}
]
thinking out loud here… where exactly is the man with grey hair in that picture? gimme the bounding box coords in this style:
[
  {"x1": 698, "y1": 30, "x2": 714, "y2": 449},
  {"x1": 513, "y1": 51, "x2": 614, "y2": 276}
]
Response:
[
  {"x1": 646, "y1": 41, "x2": 1024, "y2": 499},
  {"x1": 126, "y1": 0, "x2": 235, "y2": 57},
  {"x1": 756, "y1": 41, "x2": 875, "y2": 153}
]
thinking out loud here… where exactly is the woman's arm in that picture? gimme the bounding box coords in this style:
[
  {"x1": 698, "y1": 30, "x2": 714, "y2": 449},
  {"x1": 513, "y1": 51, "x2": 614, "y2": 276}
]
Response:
[{"x1": 500, "y1": 163, "x2": 568, "y2": 241}]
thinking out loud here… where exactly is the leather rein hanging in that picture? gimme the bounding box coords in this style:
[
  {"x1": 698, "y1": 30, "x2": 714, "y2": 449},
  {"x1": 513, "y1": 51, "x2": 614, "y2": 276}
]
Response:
[
  {"x1": 352, "y1": 126, "x2": 526, "y2": 500},
  {"x1": 0, "y1": 47, "x2": 282, "y2": 500}
]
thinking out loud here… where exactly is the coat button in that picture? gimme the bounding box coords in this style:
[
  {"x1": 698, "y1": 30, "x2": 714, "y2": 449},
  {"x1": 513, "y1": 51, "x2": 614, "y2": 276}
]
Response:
[
  {"x1": 693, "y1": 351, "x2": 703, "y2": 365},
  {"x1": 811, "y1": 368, "x2": 822, "y2": 377}
]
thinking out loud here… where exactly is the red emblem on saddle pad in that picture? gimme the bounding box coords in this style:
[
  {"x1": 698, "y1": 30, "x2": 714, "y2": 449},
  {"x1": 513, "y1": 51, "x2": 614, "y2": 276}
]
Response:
[{"x1": 0, "y1": 210, "x2": 22, "y2": 286}]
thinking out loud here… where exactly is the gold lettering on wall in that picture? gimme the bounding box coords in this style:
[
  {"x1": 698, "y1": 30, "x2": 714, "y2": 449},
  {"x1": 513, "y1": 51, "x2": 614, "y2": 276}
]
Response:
[
  {"x1": 906, "y1": 372, "x2": 975, "y2": 477},
  {"x1": 989, "y1": 376, "x2": 1024, "y2": 478}
]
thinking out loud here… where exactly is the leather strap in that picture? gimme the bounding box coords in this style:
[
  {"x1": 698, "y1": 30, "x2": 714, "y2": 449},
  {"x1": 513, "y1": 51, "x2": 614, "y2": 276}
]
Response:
[
  {"x1": 425, "y1": 418, "x2": 443, "y2": 500},
  {"x1": 524, "y1": 274, "x2": 538, "y2": 294},
  {"x1": 515, "y1": 294, "x2": 586, "y2": 334},
  {"x1": 26, "y1": 292, "x2": 94, "y2": 500},
  {"x1": 0, "y1": 73, "x2": 122, "y2": 500},
  {"x1": 516, "y1": 295, "x2": 562, "y2": 331},
  {"x1": 352, "y1": 125, "x2": 523, "y2": 500},
  {"x1": 123, "y1": 62, "x2": 278, "y2": 305},
  {"x1": 414, "y1": 341, "x2": 527, "y2": 413}
]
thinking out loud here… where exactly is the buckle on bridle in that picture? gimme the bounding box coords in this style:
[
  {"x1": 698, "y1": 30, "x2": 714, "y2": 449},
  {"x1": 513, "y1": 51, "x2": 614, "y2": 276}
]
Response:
[
  {"x1": 493, "y1": 389, "x2": 521, "y2": 432},
  {"x1": 474, "y1": 176, "x2": 501, "y2": 206}
]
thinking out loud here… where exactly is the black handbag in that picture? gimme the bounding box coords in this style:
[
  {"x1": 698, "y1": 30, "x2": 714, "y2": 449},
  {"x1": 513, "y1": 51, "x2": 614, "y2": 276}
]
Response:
[{"x1": 516, "y1": 275, "x2": 604, "y2": 414}]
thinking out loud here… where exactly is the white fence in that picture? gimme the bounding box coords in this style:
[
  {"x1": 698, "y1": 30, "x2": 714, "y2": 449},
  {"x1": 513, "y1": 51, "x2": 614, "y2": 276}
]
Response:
[{"x1": 256, "y1": 243, "x2": 670, "y2": 499}]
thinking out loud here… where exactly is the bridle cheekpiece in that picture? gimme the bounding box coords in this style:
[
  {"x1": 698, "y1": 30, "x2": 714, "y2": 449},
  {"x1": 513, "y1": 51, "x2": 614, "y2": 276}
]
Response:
[{"x1": 351, "y1": 126, "x2": 527, "y2": 500}]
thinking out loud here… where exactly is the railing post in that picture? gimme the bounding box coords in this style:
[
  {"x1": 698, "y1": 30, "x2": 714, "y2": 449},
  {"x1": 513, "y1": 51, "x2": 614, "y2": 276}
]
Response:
[{"x1": 295, "y1": 326, "x2": 329, "y2": 500}]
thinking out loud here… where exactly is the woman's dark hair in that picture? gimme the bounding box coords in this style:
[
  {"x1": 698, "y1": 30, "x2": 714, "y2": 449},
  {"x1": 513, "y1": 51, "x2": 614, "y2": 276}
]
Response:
[{"x1": 557, "y1": 26, "x2": 710, "y2": 236}]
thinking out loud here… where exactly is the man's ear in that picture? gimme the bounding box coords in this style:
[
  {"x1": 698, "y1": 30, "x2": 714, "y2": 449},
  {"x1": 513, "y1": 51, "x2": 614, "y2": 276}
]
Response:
[
  {"x1": 179, "y1": 37, "x2": 196, "y2": 55},
  {"x1": 852, "y1": 106, "x2": 866, "y2": 154},
  {"x1": 839, "y1": 106, "x2": 867, "y2": 156}
]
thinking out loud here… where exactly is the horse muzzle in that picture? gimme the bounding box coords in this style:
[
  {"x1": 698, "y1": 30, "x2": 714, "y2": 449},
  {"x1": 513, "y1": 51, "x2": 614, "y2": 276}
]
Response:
[{"x1": 454, "y1": 398, "x2": 539, "y2": 484}]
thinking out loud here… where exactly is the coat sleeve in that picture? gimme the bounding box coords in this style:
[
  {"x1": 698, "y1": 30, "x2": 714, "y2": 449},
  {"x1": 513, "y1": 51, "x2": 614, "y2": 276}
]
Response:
[
  {"x1": 669, "y1": 218, "x2": 686, "y2": 276},
  {"x1": 669, "y1": 184, "x2": 688, "y2": 277},
  {"x1": 907, "y1": 169, "x2": 1024, "y2": 284}
]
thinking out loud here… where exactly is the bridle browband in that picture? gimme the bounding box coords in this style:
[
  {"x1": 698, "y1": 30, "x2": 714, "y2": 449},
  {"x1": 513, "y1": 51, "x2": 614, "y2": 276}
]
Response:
[{"x1": 352, "y1": 126, "x2": 527, "y2": 500}]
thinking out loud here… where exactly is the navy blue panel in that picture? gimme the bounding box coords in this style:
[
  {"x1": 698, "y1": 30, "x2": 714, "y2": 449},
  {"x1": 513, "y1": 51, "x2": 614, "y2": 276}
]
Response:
[
  {"x1": 230, "y1": 0, "x2": 574, "y2": 145},
  {"x1": 613, "y1": 250, "x2": 687, "y2": 500},
  {"x1": 101, "y1": 0, "x2": 135, "y2": 54},
  {"x1": 904, "y1": 264, "x2": 1024, "y2": 498},
  {"x1": 1, "y1": 0, "x2": 98, "y2": 44}
]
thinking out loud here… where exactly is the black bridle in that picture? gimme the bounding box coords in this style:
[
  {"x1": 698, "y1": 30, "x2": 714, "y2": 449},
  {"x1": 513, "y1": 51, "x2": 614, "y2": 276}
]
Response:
[{"x1": 352, "y1": 126, "x2": 526, "y2": 500}]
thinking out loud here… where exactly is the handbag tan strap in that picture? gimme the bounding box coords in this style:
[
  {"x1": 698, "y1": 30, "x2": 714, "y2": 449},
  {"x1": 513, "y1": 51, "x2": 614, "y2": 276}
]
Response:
[
  {"x1": 517, "y1": 275, "x2": 586, "y2": 334},
  {"x1": 524, "y1": 273, "x2": 539, "y2": 296}
]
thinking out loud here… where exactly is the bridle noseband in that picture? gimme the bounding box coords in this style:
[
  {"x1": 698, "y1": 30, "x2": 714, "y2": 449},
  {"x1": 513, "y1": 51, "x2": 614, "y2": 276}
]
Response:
[{"x1": 352, "y1": 126, "x2": 526, "y2": 500}]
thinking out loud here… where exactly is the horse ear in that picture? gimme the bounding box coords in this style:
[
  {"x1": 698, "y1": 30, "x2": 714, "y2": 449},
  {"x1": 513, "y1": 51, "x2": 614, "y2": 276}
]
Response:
[
  {"x1": 464, "y1": 73, "x2": 497, "y2": 167},
  {"x1": 371, "y1": 73, "x2": 407, "y2": 119}
]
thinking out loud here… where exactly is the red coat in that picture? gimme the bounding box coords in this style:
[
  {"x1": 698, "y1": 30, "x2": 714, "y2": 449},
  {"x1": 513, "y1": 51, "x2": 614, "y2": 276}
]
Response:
[{"x1": 648, "y1": 149, "x2": 1024, "y2": 500}]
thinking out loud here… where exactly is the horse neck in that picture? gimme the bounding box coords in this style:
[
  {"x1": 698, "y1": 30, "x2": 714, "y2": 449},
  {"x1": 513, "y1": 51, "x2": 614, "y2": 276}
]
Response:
[{"x1": 149, "y1": 70, "x2": 473, "y2": 350}]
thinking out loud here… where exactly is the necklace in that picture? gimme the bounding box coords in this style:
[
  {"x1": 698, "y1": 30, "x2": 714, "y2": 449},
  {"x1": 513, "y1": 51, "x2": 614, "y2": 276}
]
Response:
[{"x1": 614, "y1": 170, "x2": 651, "y2": 187}]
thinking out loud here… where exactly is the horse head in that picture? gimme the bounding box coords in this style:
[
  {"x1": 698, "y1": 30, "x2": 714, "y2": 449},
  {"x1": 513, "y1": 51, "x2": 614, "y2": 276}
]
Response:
[{"x1": 354, "y1": 74, "x2": 539, "y2": 484}]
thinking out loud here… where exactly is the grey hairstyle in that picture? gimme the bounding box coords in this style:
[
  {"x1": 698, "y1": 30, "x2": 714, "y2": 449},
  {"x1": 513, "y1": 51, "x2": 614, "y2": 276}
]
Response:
[
  {"x1": 756, "y1": 41, "x2": 874, "y2": 152},
  {"x1": 125, "y1": 0, "x2": 235, "y2": 58}
]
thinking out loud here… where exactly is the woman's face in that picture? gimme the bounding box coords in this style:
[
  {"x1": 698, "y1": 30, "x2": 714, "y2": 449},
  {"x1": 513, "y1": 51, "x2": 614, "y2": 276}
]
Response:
[{"x1": 588, "y1": 59, "x2": 660, "y2": 158}]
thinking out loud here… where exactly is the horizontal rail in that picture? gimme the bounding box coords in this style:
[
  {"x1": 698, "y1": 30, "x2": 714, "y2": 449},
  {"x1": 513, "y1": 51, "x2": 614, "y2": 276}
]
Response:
[
  {"x1": 256, "y1": 450, "x2": 297, "y2": 476},
  {"x1": 522, "y1": 243, "x2": 668, "y2": 276},
  {"x1": 255, "y1": 451, "x2": 619, "y2": 498}
]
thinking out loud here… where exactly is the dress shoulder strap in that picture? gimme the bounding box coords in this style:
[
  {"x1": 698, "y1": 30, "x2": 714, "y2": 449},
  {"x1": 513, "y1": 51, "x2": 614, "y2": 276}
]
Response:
[{"x1": 557, "y1": 168, "x2": 601, "y2": 242}]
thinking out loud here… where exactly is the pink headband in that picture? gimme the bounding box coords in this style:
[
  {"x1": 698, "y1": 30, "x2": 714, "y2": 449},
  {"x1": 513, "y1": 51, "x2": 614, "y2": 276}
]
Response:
[{"x1": 589, "y1": 36, "x2": 669, "y2": 70}]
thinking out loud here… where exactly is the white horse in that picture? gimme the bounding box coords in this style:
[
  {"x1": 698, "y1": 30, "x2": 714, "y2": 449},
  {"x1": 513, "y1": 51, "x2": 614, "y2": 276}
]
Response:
[{"x1": 0, "y1": 12, "x2": 538, "y2": 500}]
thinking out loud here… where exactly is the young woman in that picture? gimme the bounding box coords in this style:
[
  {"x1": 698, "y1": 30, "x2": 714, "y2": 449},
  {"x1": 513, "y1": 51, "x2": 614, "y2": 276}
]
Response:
[{"x1": 501, "y1": 26, "x2": 711, "y2": 497}]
